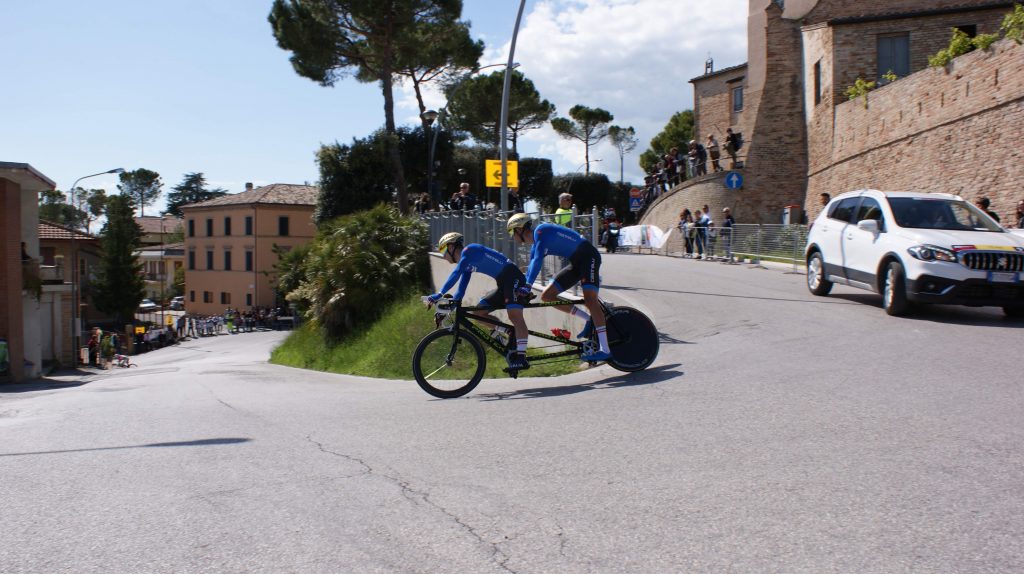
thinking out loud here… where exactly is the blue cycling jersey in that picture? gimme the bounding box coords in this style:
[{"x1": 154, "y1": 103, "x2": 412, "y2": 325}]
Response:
[
  {"x1": 525, "y1": 223, "x2": 587, "y2": 286},
  {"x1": 436, "y1": 244, "x2": 516, "y2": 301}
]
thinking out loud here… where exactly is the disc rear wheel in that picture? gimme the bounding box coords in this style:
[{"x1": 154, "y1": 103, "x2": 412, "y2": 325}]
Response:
[{"x1": 603, "y1": 306, "x2": 659, "y2": 372}]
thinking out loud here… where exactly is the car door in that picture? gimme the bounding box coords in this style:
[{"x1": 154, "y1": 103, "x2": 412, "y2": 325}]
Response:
[
  {"x1": 842, "y1": 196, "x2": 885, "y2": 290},
  {"x1": 818, "y1": 195, "x2": 861, "y2": 283}
]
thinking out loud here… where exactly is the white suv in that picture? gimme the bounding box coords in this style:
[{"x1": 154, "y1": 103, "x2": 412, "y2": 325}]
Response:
[{"x1": 805, "y1": 190, "x2": 1024, "y2": 317}]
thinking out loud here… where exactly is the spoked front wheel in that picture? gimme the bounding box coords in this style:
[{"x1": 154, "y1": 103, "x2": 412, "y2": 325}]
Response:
[
  {"x1": 412, "y1": 329, "x2": 486, "y2": 398},
  {"x1": 603, "y1": 306, "x2": 659, "y2": 372}
]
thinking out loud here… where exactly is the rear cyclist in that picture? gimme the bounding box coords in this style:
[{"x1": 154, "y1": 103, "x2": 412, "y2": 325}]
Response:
[
  {"x1": 427, "y1": 232, "x2": 531, "y2": 370},
  {"x1": 506, "y1": 213, "x2": 611, "y2": 363}
]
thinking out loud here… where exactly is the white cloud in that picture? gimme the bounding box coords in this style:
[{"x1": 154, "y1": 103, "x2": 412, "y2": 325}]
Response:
[{"x1": 397, "y1": 0, "x2": 748, "y2": 185}]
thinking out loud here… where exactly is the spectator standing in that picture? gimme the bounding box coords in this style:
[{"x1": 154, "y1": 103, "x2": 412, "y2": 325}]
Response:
[
  {"x1": 687, "y1": 141, "x2": 698, "y2": 179},
  {"x1": 1016, "y1": 199, "x2": 1024, "y2": 228},
  {"x1": 820, "y1": 193, "x2": 831, "y2": 207},
  {"x1": 507, "y1": 188, "x2": 524, "y2": 213},
  {"x1": 87, "y1": 327, "x2": 101, "y2": 366},
  {"x1": 678, "y1": 209, "x2": 694, "y2": 258},
  {"x1": 694, "y1": 209, "x2": 710, "y2": 259},
  {"x1": 724, "y1": 128, "x2": 739, "y2": 168},
  {"x1": 975, "y1": 197, "x2": 1000, "y2": 223},
  {"x1": 451, "y1": 183, "x2": 478, "y2": 212},
  {"x1": 696, "y1": 141, "x2": 708, "y2": 176},
  {"x1": 554, "y1": 193, "x2": 573, "y2": 226},
  {"x1": 722, "y1": 207, "x2": 735, "y2": 259},
  {"x1": 706, "y1": 134, "x2": 722, "y2": 172}
]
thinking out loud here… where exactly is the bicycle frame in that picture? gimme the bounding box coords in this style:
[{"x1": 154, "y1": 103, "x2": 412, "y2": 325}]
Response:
[{"x1": 436, "y1": 298, "x2": 613, "y2": 366}]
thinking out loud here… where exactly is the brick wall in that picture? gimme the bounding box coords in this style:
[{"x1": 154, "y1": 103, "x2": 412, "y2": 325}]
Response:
[
  {"x1": 738, "y1": 4, "x2": 809, "y2": 223},
  {"x1": 1, "y1": 179, "x2": 25, "y2": 381},
  {"x1": 829, "y1": 8, "x2": 1008, "y2": 108},
  {"x1": 803, "y1": 0, "x2": 1011, "y2": 24},
  {"x1": 693, "y1": 66, "x2": 748, "y2": 147},
  {"x1": 806, "y1": 38, "x2": 1024, "y2": 222}
]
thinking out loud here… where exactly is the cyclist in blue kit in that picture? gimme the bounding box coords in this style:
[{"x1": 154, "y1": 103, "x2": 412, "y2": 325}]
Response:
[
  {"x1": 506, "y1": 213, "x2": 611, "y2": 363},
  {"x1": 427, "y1": 232, "x2": 531, "y2": 370}
]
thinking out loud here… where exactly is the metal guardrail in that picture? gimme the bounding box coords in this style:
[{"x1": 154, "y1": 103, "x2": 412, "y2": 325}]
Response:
[
  {"x1": 421, "y1": 208, "x2": 601, "y2": 293},
  {"x1": 625, "y1": 224, "x2": 809, "y2": 270}
]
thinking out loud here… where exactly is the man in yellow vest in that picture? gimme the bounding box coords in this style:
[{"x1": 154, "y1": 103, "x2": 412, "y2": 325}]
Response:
[{"x1": 554, "y1": 193, "x2": 573, "y2": 227}]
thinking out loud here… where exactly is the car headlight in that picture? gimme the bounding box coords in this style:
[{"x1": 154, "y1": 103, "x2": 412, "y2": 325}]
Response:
[{"x1": 907, "y1": 245, "x2": 957, "y2": 262}]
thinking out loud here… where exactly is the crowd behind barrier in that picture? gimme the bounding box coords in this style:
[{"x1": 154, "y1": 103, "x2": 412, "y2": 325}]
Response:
[
  {"x1": 423, "y1": 208, "x2": 809, "y2": 273},
  {"x1": 621, "y1": 223, "x2": 809, "y2": 270}
]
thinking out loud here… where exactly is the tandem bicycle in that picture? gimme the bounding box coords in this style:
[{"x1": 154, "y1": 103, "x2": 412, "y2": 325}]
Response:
[{"x1": 411, "y1": 295, "x2": 659, "y2": 398}]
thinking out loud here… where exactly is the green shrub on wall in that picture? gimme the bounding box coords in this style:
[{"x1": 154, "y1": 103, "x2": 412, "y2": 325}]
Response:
[{"x1": 1003, "y1": 4, "x2": 1024, "y2": 44}]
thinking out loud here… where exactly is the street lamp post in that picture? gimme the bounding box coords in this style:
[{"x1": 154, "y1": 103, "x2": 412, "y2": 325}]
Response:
[
  {"x1": 68, "y1": 167, "x2": 124, "y2": 363},
  {"x1": 499, "y1": 0, "x2": 528, "y2": 213},
  {"x1": 420, "y1": 110, "x2": 439, "y2": 210}
]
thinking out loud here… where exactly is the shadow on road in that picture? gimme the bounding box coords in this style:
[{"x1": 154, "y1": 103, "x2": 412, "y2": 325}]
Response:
[
  {"x1": 0, "y1": 437, "x2": 252, "y2": 458},
  {"x1": 825, "y1": 293, "x2": 1024, "y2": 327},
  {"x1": 474, "y1": 363, "x2": 683, "y2": 401},
  {"x1": 659, "y1": 332, "x2": 691, "y2": 345},
  {"x1": 604, "y1": 284, "x2": 856, "y2": 305},
  {"x1": 0, "y1": 376, "x2": 93, "y2": 394}
]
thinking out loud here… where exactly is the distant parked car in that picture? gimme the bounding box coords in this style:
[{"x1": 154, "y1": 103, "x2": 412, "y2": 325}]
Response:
[
  {"x1": 805, "y1": 190, "x2": 1024, "y2": 317},
  {"x1": 137, "y1": 299, "x2": 158, "y2": 312},
  {"x1": 169, "y1": 296, "x2": 185, "y2": 310}
]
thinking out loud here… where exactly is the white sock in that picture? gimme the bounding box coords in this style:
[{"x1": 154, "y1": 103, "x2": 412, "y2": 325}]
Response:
[
  {"x1": 516, "y1": 339, "x2": 528, "y2": 353},
  {"x1": 596, "y1": 326, "x2": 609, "y2": 353},
  {"x1": 570, "y1": 307, "x2": 590, "y2": 322}
]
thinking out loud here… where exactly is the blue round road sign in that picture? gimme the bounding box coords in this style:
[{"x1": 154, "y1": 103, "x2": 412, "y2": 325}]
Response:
[{"x1": 725, "y1": 171, "x2": 743, "y2": 189}]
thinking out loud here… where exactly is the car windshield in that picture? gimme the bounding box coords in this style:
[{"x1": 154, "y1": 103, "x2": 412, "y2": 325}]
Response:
[{"x1": 887, "y1": 197, "x2": 1003, "y2": 232}]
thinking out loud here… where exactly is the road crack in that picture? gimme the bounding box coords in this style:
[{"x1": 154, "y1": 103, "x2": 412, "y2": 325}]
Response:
[{"x1": 306, "y1": 435, "x2": 516, "y2": 573}]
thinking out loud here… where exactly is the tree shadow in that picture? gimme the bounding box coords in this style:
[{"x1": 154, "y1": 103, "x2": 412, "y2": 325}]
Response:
[
  {"x1": 474, "y1": 363, "x2": 683, "y2": 401},
  {"x1": 0, "y1": 437, "x2": 252, "y2": 458},
  {"x1": 0, "y1": 378, "x2": 91, "y2": 394}
]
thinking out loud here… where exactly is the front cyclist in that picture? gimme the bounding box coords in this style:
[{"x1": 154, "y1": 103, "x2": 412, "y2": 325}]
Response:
[
  {"x1": 506, "y1": 213, "x2": 611, "y2": 363},
  {"x1": 427, "y1": 232, "x2": 531, "y2": 371}
]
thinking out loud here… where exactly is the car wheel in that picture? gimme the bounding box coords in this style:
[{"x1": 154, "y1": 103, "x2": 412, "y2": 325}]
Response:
[
  {"x1": 883, "y1": 261, "x2": 910, "y2": 316},
  {"x1": 807, "y1": 252, "x2": 833, "y2": 296},
  {"x1": 1004, "y1": 306, "x2": 1024, "y2": 319}
]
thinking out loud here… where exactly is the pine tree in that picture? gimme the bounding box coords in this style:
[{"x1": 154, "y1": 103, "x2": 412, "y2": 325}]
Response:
[
  {"x1": 92, "y1": 195, "x2": 146, "y2": 325},
  {"x1": 165, "y1": 172, "x2": 228, "y2": 217},
  {"x1": 117, "y1": 168, "x2": 163, "y2": 217}
]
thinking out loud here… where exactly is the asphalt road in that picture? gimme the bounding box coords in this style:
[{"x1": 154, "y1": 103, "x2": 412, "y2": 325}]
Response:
[{"x1": 2, "y1": 253, "x2": 1022, "y2": 573}]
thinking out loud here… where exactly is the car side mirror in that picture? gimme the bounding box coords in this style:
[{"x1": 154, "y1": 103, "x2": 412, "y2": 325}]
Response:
[{"x1": 857, "y1": 219, "x2": 880, "y2": 233}]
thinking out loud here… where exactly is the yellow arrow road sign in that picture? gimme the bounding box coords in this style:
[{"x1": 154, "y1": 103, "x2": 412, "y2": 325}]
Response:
[{"x1": 484, "y1": 159, "x2": 518, "y2": 188}]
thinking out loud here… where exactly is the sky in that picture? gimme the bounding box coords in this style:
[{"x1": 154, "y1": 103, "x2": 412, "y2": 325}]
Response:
[{"x1": 1, "y1": 0, "x2": 748, "y2": 212}]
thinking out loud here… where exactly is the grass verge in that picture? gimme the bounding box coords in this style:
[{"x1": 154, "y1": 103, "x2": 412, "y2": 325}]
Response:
[{"x1": 270, "y1": 294, "x2": 579, "y2": 379}]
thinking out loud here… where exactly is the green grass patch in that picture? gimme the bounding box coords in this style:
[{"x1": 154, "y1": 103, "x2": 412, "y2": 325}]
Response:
[{"x1": 270, "y1": 294, "x2": 579, "y2": 379}]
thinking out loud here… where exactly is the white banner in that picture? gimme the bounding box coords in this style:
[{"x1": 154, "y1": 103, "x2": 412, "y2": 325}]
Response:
[{"x1": 617, "y1": 225, "x2": 672, "y2": 249}]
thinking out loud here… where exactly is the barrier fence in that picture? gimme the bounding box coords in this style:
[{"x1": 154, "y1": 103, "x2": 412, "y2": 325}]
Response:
[
  {"x1": 628, "y1": 223, "x2": 809, "y2": 270},
  {"x1": 422, "y1": 210, "x2": 809, "y2": 278}
]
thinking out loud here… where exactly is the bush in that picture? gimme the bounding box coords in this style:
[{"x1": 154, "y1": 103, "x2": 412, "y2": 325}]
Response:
[
  {"x1": 930, "y1": 27, "x2": 1002, "y2": 68},
  {"x1": 1002, "y1": 4, "x2": 1024, "y2": 44},
  {"x1": 286, "y1": 205, "x2": 430, "y2": 339},
  {"x1": 844, "y1": 77, "x2": 877, "y2": 107}
]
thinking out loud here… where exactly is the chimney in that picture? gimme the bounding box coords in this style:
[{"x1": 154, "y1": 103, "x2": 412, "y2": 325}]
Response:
[{"x1": 245, "y1": 182, "x2": 253, "y2": 191}]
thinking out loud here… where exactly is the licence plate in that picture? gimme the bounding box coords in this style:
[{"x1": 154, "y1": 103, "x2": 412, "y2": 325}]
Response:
[{"x1": 988, "y1": 272, "x2": 1019, "y2": 283}]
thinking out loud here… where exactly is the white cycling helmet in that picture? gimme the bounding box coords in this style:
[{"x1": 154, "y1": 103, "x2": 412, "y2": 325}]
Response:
[
  {"x1": 506, "y1": 213, "x2": 532, "y2": 235},
  {"x1": 437, "y1": 232, "x2": 463, "y2": 253}
]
